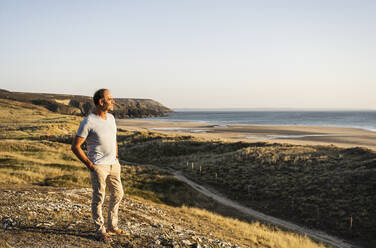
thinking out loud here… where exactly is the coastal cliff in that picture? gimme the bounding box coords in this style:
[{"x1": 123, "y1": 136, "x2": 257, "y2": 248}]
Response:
[{"x1": 0, "y1": 89, "x2": 173, "y2": 118}]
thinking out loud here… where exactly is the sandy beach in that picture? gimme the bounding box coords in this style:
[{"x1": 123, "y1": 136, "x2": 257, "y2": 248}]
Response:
[{"x1": 117, "y1": 119, "x2": 376, "y2": 150}]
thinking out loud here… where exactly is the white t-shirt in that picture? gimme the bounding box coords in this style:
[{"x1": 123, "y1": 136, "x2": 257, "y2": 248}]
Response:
[{"x1": 76, "y1": 113, "x2": 117, "y2": 165}]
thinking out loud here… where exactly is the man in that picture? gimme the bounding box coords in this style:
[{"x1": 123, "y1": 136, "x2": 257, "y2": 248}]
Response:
[{"x1": 71, "y1": 89, "x2": 125, "y2": 242}]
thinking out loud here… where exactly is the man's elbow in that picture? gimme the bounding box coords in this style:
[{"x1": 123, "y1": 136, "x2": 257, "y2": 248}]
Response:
[
  {"x1": 71, "y1": 136, "x2": 85, "y2": 154},
  {"x1": 71, "y1": 142, "x2": 79, "y2": 154},
  {"x1": 71, "y1": 144, "x2": 76, "y2": 153}
]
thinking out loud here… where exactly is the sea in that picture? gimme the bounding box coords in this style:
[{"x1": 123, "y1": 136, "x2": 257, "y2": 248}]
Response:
[{"x1": 145, "y1": 110, "x2": 376, "y2": 132}]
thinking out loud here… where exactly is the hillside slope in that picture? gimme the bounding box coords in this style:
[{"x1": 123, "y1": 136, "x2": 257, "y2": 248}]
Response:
[
  {"x1": 118, "y1": 130, "x2": 376, "y2": 247},
  {"x1": 0, "y1": 99, "x2": 325, "y2": 248},
  {"x1": 0, "y1": 89, "x2": 173, "y2": 118},
  {"x1": 1, "y1": 183, "x2": 328, "y2": 248}
]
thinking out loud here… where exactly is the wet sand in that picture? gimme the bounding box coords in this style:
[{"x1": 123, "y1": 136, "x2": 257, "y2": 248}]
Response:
[{"x1": 116, "y1": 119, "x2": 376, "y2": 150}]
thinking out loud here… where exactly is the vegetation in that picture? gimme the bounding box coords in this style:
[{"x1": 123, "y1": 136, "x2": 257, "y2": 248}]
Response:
[
  {"x1": 0, "y1": 98, "x2": 327, "y2": 247},
  {"x1": 0, "y1": 89, "x2": 173, "y2": 118},
  {"x1": 118, "y1": 130, "x2": 376, "y2": 247}
]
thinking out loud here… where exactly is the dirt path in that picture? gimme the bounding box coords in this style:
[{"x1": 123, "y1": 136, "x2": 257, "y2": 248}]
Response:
[{"x1": 173, "y1": 171, "x2": 357, "y2": 248}]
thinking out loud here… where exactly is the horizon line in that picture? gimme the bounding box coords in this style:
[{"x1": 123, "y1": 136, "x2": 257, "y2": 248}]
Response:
[{"x1": 172, "y1": 107, "x2": 376, "y2": 111}]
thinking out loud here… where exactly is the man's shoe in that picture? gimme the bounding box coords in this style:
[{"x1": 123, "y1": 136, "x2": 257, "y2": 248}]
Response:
[
  {"x1": 107, "y1": 228, "x2": 128, "y2": 236},
  {"x1": 96, "y1": 232, "x2": 113, "y2": 242}
]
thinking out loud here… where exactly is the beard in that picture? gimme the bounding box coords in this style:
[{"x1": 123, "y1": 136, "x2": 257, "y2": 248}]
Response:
[{"x1": 102, "y1": 101, "x2": 114, "y2": 111}]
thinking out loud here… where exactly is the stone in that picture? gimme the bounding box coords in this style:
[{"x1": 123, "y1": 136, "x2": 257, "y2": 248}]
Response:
[
  {"x1": 190, "y1": 242, "x2": 201, "y2": 248},
  {"x1": 182, "y1": 240, "x2": 192, "y2": 245},
  {"x1": 36, "y1": 222, "x2": 54, "y2": 227}
]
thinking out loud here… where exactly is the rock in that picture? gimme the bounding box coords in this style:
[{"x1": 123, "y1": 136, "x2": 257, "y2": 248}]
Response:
[
  {"x1": 193, "y1": 236, "x2": 202, "y2": 242},
  {"x1": 36, "y1": 222, "x2": 54, "y2": 227},
  {"x1": 182, "y1": 239, "x2": 192, "y2": 245},
  {"x1": 190, "y1": 242, "x2": 201, "y2": 248},
  {"x1": 1, "y1": 217, "x2": 18, "y2": 230}
]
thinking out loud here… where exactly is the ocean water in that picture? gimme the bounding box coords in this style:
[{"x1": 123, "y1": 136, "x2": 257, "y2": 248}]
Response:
[{"x1": 146, "y1": 110, "x2": 376, "y2": 132}]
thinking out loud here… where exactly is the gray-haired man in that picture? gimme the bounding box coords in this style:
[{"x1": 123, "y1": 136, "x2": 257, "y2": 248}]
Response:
[{"x1": 71, "y1": 89, "x2": 125, "y2": 242}]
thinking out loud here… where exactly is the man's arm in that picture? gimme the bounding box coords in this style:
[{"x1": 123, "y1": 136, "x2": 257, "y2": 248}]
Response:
[{"x1": 71, "y1": 136, "x2": 95, "y2": 171}]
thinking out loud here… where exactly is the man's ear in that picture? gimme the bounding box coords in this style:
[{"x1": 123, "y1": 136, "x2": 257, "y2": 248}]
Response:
[{"x1": 98, "y1": 98, "x2": 104, "y2": 106}]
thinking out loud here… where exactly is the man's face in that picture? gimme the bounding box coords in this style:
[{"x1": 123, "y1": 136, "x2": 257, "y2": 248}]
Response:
[{"x1": 101, "y1": 90, "x2": 115, "y2": 111}]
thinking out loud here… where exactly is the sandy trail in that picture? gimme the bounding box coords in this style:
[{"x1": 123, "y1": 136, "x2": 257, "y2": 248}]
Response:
[{"x1": 173, "y1": 171, "x2": 357, "y2": 248}]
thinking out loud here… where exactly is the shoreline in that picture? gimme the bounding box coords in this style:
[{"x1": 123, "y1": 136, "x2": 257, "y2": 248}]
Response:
[
  {"x1": 116, "y1": 119, "x2": 376, "y2": 150},
  {"x1": 142, "y1": 118, "x2": 376, "y2": 133}
]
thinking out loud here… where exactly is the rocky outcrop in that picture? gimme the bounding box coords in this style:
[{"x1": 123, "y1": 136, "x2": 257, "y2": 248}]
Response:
[{"x1": 0, "y1": 89, "x2": 173, "y2": 118}]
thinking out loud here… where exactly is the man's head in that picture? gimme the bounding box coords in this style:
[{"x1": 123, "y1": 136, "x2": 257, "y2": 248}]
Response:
[{"x1": 93, "y1": 89, "x2": 115, "y2": 112}]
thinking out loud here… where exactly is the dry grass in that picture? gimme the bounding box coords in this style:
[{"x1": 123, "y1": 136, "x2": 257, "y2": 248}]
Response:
[
  {"x1": 0, "y1": 144, "x2": 89, "y2": 187},
  {"x1": 0, "y1": 99, "x2": 80, "y2": 140},
  {"x1": 118, "y1": 128, "x2": 376, "y2": 245},
  {"x1": 179, "y1": 206, "x2": 326, "y2": 248},
  {"x1": 0, "y1": 98, "x2": 329, "y2": 248}
]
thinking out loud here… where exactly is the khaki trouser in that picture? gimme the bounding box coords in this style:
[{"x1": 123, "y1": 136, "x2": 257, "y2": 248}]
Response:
[{"x1": 90, "y1": 162, "x2": 124, "y2": 234}]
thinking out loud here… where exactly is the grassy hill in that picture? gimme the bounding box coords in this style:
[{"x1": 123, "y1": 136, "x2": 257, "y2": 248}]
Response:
[
  {"x1": 118, "y1": 130, "x2": 376, "y2": 247},
  {"x1": 0, "y1": 89, "x2": 173, "y2": 118},
  {"x1": 0, "y1": 98, "x2": 326, "y2": 248}
]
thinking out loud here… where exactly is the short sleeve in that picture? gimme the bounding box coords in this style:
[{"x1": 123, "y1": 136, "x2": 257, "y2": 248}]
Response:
[
  {"x1": 76, "y1": 118, "x2": 90, "y2": 138},
  {"x1": 110, "y1": 114, "x2": 117, "y2": 133}
]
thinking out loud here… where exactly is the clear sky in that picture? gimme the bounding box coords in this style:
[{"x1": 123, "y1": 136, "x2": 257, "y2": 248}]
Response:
[{"x1": 0, "y1": 0, "x2": 375, "y2": 109}]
